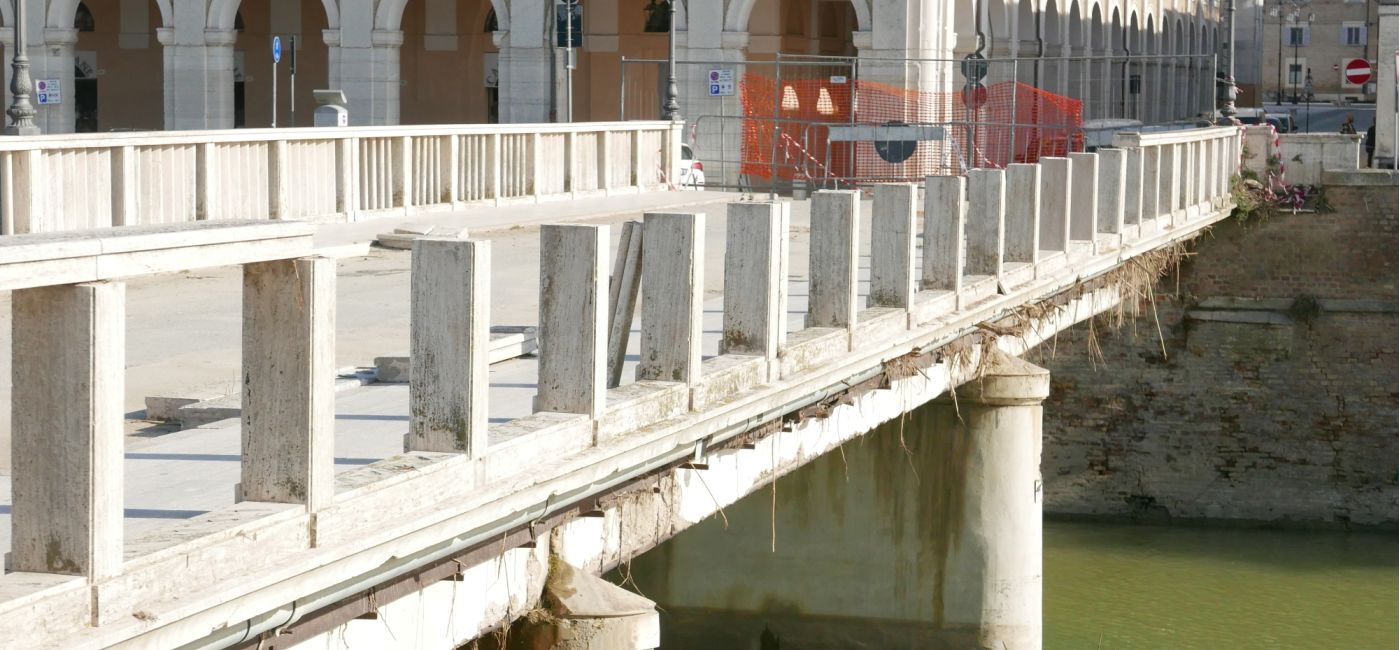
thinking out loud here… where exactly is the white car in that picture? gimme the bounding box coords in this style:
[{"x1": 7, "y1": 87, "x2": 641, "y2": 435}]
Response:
[{"x1": 678, "y1": 144, "x2": 706, "y2": 189}]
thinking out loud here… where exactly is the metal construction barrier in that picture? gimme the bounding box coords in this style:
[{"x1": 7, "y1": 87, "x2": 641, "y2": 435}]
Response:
[{"x1": 622, "y1": 52, "x2": 1217, "y2": 192}]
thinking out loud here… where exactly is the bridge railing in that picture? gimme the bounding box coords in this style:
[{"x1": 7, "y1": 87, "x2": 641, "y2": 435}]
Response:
[
  {"x1": 0, "y1": 126, "x2": 1241, "y2": 648},
  {"x1": 0, "y1": 121, "x2": 682, "y2": 235}
]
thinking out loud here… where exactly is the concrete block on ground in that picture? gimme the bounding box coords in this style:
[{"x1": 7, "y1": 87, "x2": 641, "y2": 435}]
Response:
[
  {"x1": 374, "y1": 326, "x2": 539, "y2": 383},
  {"x1": 376, "y1": 225, "x2": 470, "y2": 250}
]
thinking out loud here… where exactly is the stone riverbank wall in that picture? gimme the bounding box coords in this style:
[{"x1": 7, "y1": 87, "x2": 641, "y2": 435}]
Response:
[{"x1": 1040, "y1": 172, "x2": 1398, "y2": 528}]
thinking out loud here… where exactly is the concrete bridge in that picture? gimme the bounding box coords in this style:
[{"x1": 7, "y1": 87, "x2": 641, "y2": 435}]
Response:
[{"x1": 0, "y1": 124, "x2": 1244, "y2": 649}]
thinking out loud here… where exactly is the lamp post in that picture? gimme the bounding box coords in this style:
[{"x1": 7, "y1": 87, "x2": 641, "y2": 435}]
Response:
[
  {"x1": 1219, "y1": 0, "x2": 1237, "y2": 119},
  {"x1": 6, "y1": 0, "x2": 39, "y2": 135},
  {"x1": 661, "y1": 0, "x2": 679, "y2": 121}
]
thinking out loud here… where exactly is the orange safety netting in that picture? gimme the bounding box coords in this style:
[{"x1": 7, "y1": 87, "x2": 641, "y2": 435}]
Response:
[{"x1": 739, "y1": 73, "x2": 1084, "y2": 181}]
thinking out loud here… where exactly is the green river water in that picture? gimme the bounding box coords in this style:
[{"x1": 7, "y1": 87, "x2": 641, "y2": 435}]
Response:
[{"x1": 1044, "y1": 521, "x2": 1397, "y2": 649}]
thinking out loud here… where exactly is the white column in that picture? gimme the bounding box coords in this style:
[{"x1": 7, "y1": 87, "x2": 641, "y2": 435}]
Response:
[
  {"x1": 923, "y1": 175, "x2": 965, "y2": 292},
  {"x1": 11, "y1": 281, "x2": 124, "y2": 579},
  {"x1": 1067, "y1": 152, "x2": 1098, "y2": 243},
  {"x1": 496, "y1": 0, "x2": 554, "y2": 124},
  {"x1": 36, "y1": 28, "x2": 77, "y2": 133},
  {"x1": 966, "y1": 168, "x2": 1005, "y2": 279},
  {"x1": 808, "y1": 190, "x2": 860, "y2": 332},
  {"x1": 869, "y1": 184, "x2": 918, "y2": 309},
  {"x1": 242, "y1": 257, "x2": 336, "y2": 511},
  {"x1": 637, "y1": 212, "x2": 704, "y2": 385},
  {"x1": 722, "y1": 201, "x2": 789, "y2": 368},
  {"x1": 933, "y1": 352, "x2": 1049, "y2": 650},
  {"x1": 326, "y1": 20, "x2": 404, "y2": 127},
  {"x1": 159, "y1": 27, "x2": 237, "y2": 130},
  {"x1": 1376, "y1": 3, "x2": 1397, "y2": 166},
  {"x1": 1004, "y1": 164, "x2": 1040, "y2": 266},
  {"x1": 1038, "y1": 157, "x2": 1071, "y2": 254},
  {"x1": 537, "y1": 224, "x2": 608, "y2": 417},
  {"x1": 409, "y1": 239, "x2": 491, "y2": 455}
]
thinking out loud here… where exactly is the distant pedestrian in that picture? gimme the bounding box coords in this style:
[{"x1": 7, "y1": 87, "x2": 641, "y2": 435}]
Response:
[
  {"x1": 1364, "y1": 124, "x2": 1376, "y2": 167},
  {"x1": 1339, "y1": 114, "x2": 1357, "y2": 135}
]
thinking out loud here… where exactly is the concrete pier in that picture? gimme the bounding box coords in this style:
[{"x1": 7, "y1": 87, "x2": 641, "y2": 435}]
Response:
[{"x1": 932, "y1": 352, "x2": 1050, "y2": 649}]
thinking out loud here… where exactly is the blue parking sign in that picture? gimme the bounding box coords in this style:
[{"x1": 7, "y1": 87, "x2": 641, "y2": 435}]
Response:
[{"x1": 272, "y1": 36, "x2": 282, "y2": 63}]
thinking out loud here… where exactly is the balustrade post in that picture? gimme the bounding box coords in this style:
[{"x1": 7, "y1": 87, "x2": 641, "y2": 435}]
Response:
[
  {"x1": 566, "y1": 131, "x2": 578, "y2": 197},
  {"x1": 637, "y1": 212, "x2": 705, "y2": 384},
  {"x1": 1096, "y1": 148, "x2": 1126, "y2": 249},
  {"x1": 536, "y1": 224, "x2": 608, "y2": 418},
  {"x1": 197, "y1": 143, "x2": 215, "y2": 221},
  {"x1": 808, "y1": 190, "x2": 860, "y2": 336},
  {"x1": 1142, "y1": 146, "x2": 1161, "y2": 228},
  {"x1": 629, "y1": 130, "x2": 642, "y2": 189},
  {"x1": 530, "y1": 132, "x2": 544, "y2": 197},
  {"x1": 923, "y1": 175, "x2": 966, "y2": 293},
  {"x1": 1123, "y1": 148, "x2": 1144, "y2": 232},
  {"x1": 869, "y1": 184, "x2": 918, "y2": 309},
  {"x1": 1004, "y1": 164, "x2": 1040, "y2": 269},
  {"x1": 1067, "y1": 152, "x2": 1098, "y2": 247},
  {"x1": 722, "y1": 201, "x2": 789, "y2": 378},
  {"x1": 241, "y1": 256, "x2": 336, "y2": 511},
  {"x1": 599, "y1": 131, "x2": 613, "y2": 193},
  {"x1": 269, "y1": 140, "x2": 289, "y2": 220},
  {"x1": 1038, "y1": 157, "x2": 1071, "y2": 255},
  {"x1": 397, "y1": 136, "x2": 413, "y2": 211},
  {"x1": 112, "y1": 146, "x2": 137, "y2": 227},
  {"x1": 489, "y1": 132, "x2": 502, "y2": 203},
  {"x1": 447, "y1": 135, "x2": 462, "y2": 205},
  {"x1": 11, "y1": 281, "x2": 124, "y2": 579},
  {"x1": 335, "y1": 138, "x2": 357, "y2": 218},
  {"x1": 966, "y1": 168, "x2": 1006, "y2": 281},
  {"x1": 409, "y1": 239, "x2": 491, "y2": 455}
]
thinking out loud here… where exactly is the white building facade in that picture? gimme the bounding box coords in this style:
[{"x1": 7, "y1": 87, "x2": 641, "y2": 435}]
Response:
[{"x1": 0, "y1": 0, "x2": 1225, "y2": 134}]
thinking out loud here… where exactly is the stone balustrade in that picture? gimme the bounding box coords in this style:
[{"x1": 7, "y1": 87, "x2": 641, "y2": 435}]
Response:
[
  {"x1": 0, "y1": 125, "x2": 1241, "y2": 649},
  {"x1": 0, "y1": 121, "x2": 683, "y2": 235}
]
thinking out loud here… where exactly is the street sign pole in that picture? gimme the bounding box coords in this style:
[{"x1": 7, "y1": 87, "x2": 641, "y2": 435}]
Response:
[
  {"x1": 290, "y1": 36, "x2": 297, "y2": 127},
  {"x1": 272, "y1": 36, "x2": 282, "y2": 128}
]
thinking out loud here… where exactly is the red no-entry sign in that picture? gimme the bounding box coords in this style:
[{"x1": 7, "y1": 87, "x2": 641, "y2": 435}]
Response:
[{"x1": 1344, "y1": 58, "x2": 1372, "y2": 85}]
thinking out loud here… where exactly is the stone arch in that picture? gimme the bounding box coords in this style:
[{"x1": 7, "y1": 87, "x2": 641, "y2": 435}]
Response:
[
  {"x1": 375, "y1": 0, "x2": 508, "y2": 32},
  {"x1": 45, "y1": 0, "x2": 170, "y2": 28},
  {"x1": 208, "y1": 0, "x2": 340, "y2": 31},
  {"x1": 724, "y1": 0, "x2": 869, "y2": 33}
]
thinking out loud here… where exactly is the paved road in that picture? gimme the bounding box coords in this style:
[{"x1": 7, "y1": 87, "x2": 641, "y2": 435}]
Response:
[{"x1": 1262, "y1": 103, "x2": 1377, "y2": 135}]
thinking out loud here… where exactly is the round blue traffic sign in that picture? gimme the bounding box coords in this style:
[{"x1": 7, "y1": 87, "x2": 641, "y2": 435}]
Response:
[{"x1": 272, "y1": 36, "x2": 282, "y2": 63}]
